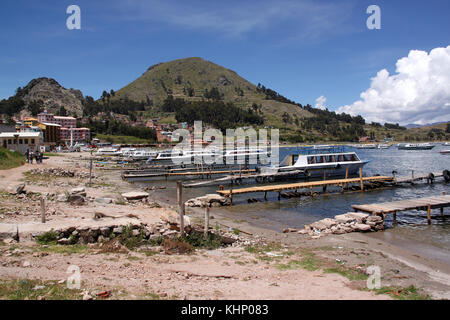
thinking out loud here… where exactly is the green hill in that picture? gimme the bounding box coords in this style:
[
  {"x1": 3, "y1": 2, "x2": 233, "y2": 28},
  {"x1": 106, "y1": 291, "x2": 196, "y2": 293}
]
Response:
[{"x1": 113, "y1": 57, "x2": 312, "y2": 127}]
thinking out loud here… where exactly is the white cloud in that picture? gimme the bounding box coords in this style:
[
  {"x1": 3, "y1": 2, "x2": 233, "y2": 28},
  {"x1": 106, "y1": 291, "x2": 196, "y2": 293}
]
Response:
[
  {"x1": 315, "y1": 95, "x2": 327, "y2": 110},
  {"x1": 337, "y1": 46, "x2": 450, "y2": 125}
]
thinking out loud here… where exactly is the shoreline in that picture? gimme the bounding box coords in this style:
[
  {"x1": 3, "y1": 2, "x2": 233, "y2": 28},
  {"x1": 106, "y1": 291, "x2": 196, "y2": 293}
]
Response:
[{"x1": 0, "y1": 152, "x2": 449, "y2": 299}]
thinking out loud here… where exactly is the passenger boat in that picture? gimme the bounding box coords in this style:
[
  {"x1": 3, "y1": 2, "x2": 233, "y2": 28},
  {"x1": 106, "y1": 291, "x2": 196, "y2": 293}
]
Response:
[
  {"x1": 126, "y1": 149, "x2": 158, "y2": 160},
  {"x1": 377, "y1": 144, "x2": 390, "y2": 149},
  {"x1": 397, "y1": 143, "x2": 434, "y2": 150},
  {"x1": 354, "y1": 144, "x2": 377, "y2": 149},
  {"x1": 262, "y1": 151, "x2": 369, "y2": 178},
  {"x1": 147, "y1": 147, "x2": 271, "y2": 165},
  {"x1": 96, "y1": 147, "x2": 120, "y2": 156},
  {"x1": 440, "y1": 150, "x2": 450, "y2": 155}
]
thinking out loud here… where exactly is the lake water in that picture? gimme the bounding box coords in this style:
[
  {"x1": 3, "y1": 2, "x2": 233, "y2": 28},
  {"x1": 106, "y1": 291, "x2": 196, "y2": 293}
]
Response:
[{"x1": 134, "y1": 144, "x2": 450, "y2": 262}]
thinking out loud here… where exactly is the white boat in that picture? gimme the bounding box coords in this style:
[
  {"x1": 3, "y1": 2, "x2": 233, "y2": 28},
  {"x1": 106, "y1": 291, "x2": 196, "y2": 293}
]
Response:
[
  {"x1": 443, "y1": 142, "x2": 450, "y2": 146},
  {"x1": 147, "y1": 147, "x2": 271, "y2": 165},
  {"x1": 397, "y1": 143, "x2": 434, "y2": 150},
  {"x1": 96, "y1": 147, "x2": 120, "y2": 156},
  {"x1": 126, "y1": 149, "x2": 158, "y2": 160},
  {"x1": 355, "y1": 144, "x2": 377, "y2": 149},
  {"x1": 263, "y1": 151, "x2": 369, "y2": 178},
  {"x1": 377, "y1": 144, "x2": 390, "y2": 149}
]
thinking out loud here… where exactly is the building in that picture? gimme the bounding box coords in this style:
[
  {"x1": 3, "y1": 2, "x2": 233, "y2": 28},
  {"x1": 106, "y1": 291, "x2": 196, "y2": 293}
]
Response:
[
  {"x1": 0, "y1": 124, "x2": 16, "y2": 133},
  {"x1": 60, "y1": 127, "x2": 90, "y2": 143},
  {"x1": 23, "y1": 117, "x2": 38, "y2": 127},
  {"x1": 0, "y1": 132, "x2": 41, "y2": 154},
  {"x1": 37, "y1": 123, "x2": 61, "y2": 146},
  {"x1": 37, "y1": 111, "x2": 76, "y2": 128}
]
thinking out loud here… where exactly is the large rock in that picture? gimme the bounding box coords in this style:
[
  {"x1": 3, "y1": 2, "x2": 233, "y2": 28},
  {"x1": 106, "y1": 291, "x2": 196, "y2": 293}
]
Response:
[
  {"x1": 352, "y1": 223, "x2": 372, "y2": 232},
  {"x1": 121, "y1": 191, "x2": 149, "y2": 200},
  {"x1": 70, "y1": 187, "x2": 86, "y2": 197},
  {"x1": 160, "y1": 210, "x2": 191, "y2": 227},
  {"x1": 185, "y1": 194, "x2": 229, "y2": 207},
  {"x1": 57, "y1": 193, "x2": 69, "y2": 202},
  {"x1": 317, "y1": 218, "x2": 337, "y2": 229},
  {"x1": 335, "y1": 212, "x2": 368, "y2": 224},
  {"x1": 10, "y1": 183, "x2": 26, "y2": 195},
  {"x1": 68, "y1": 194, "x2": 85, "y2": 205}
]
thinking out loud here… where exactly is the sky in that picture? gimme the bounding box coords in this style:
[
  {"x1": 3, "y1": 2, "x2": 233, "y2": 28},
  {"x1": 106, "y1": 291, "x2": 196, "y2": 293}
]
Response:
[{"x1": 0, "y1": 0, "x2": 449, "y2": 125}]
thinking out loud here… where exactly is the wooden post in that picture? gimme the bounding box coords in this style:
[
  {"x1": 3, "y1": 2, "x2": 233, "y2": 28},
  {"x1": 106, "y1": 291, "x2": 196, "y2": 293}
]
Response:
[
  {"x1": 393, "y1": 211, "x2": 397, "y2": 223},
  {"x1": 359, "y1": 167, "x2": 364, "y2": 192},
  {"x1": 264, "y1": 191, "x2": 267, "y2": 201},
  {"x1": 40, "y1": 196, "x2": 46, "y2": 223},
  {"x1": 345, "y1": 167, "x2": 349, "y2": 189},
  {"x1": 442, "y1": 192, "x2": 446, "y2": 215},
  {"x1": 204, "y1": 205, "x2": 210, "y2": 239},
  {"x1": 427, "y1": 204, "x2": 431, "y2": 225},
  {"x1": 177, "y1": 181, "x2": 185, "y2": 237},
  {"x1": 89, "y1": 151, "x2": 93, "y2": 186},
  {"x1": 323, "y1": 170, "x2": 326, "y2": 181},
  {"x1": 229, "y1": 181, "x2": 233, "y2": 206},
  {"x1": 278, "y1": 190, "x2": 281, "y2": 200}
]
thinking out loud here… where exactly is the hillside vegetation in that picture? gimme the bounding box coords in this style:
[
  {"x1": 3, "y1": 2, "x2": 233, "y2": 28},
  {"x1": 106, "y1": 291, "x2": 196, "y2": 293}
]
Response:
[{"x1": 0, "y1": 147, "x2": 25, "y2": 170}]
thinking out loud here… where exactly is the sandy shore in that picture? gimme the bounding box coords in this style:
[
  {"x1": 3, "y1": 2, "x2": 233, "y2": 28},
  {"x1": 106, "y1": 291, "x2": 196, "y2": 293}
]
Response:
[{"x1": 0, "y1": 152, "x2": 448, "y2": 300}]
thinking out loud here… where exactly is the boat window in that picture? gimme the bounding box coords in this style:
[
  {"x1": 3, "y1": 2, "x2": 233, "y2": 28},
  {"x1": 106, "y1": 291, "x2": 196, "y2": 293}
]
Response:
[
  {"x1": 307, "y1": 156, "x2": 313, "y2": 164},
  {"x1": 338, "y1": 155, "x2": 344, "y2": 162}
]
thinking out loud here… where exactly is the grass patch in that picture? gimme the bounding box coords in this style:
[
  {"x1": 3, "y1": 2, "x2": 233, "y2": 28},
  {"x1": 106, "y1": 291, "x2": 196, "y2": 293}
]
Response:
[
  {"x1": 0, "y1": 147, "x2": 25, "y2": 170},
  {"x1": 0, "y1": 279, "x2": 82, "y2": 300},
  {"x1": 43, "y1": 153, "x2": 63, "y2": 157},
  {"x1": 39, "y1": 244, "x2": 89, "y2": 255},
  {"x1": 369, "y1": 285, "x2": 431, "y2": 300},
  {"x1": 36, "y1": 229, "x2": 58, "y2": 245},
  {"x1": 324, "y1": 266, "x2": 368, "y2": 281},
  {"x1": 119, "y1": 225, "x2": 146, "y2": 250}
]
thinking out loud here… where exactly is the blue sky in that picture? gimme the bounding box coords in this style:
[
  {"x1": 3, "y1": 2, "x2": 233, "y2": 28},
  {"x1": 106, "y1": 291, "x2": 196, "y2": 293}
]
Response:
[{"x1": 0, "y1": 0, "x2": 449, "y2": 124}]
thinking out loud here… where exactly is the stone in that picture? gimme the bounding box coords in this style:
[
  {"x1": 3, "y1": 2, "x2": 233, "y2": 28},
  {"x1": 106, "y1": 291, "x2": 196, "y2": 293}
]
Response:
[
  {"x1": 57, "y1": 193, "x2": 69, "y2": 202},
  {"x1": 57, "y1": 238, "x2": 71, "y2": 245},
  {"x1": 121, "y1": 191, "x2": 149, "y2": 200},
  {"x1": 317, "y1": 218, "x2": 337, "y2": 228},
  {"x1": 344, "y1": 212, "x2": 369, "y2": 223},
  {"x1": 132, "y1": 229, "x2": 140, "y2": 236},
  {"x1": 70, "y1": 187, "x2": 86, "y2": 197},
  {"x1": 160, "y1": 210, "x2": 191, "y2": 226},
  {"x1": 10, "y1": 183, "x2": 26, "y2": 195},
  {"x1": 297, "y1": 229, "x2": 309, "y2": 234},
  {"x1": 68, "y1": 194, "x2": 85, "y2": 205},
  {"x1": 0, "y1": 224, "x2": 19, "y2": 241},
  {"x1": 352, "y1": 223, "x2": 372, "y2": 232},
  {"x1": 100, "y1": 227, "x2": 111, "y2": 236},
  {"x1": 22, "y1": 261, "x2": 31, "y2": 267},
  {"x1": 95, "y1": 197, "x2": 114, "y2": 204},
  {"x1": 185, "y1": 194, "x2": 229, "y2": 207},
  {"x1": 334, "y1": 213, "x2": 356, "y2": 224},
  {"x1": 113, "y1": 227, "x2": 123, "y2": 234},
  {"x1": 309, "y1": 221, "x2": 327, "y2": 231},
  {"x1": 82, "y1": 293, "x2": 93, "y2": 300},
  {"x1": 366, "y1": 215, "x2": 383, "y2": 223}
]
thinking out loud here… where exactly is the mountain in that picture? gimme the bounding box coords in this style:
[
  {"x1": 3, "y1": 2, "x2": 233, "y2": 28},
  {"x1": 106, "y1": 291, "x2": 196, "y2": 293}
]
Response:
[
  {"x1": 112, "y1": 57, "x2": 312, "y2": 126},
  {"x1": 405, "y1": 121, "x2": 448, "y2": 128},
  {"x1": 17, "y1": 77, "x2": 85, "y2": 117}
]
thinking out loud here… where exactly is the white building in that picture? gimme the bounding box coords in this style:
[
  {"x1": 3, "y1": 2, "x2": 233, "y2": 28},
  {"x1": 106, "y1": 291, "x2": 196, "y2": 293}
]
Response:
[{"x1": 0, "y1": 132, "x2": 41, "y2": 154}]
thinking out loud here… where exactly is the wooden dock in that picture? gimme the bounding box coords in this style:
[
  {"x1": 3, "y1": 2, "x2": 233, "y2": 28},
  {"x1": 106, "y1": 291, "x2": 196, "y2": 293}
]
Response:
[
  {"x1": 216, "y1": 174, "x2": 394, "y2": 205},
  {"x1": 352, "y1": 194, "x2": 449, "y2": 224}
]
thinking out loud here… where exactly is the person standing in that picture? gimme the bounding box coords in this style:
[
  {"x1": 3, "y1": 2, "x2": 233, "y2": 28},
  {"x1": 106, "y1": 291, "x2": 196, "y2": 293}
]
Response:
[
  {"x1": 30, "y1": 151, "x2": 34, "y2": 164},
  {"x1": 25, "y1": 148, "x2": 30, "y2": 163}
]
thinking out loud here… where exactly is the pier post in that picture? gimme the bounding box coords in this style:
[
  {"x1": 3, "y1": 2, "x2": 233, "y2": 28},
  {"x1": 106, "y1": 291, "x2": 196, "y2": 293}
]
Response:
[
  {"x1": 345, "y1": 167, "x2": 349, "y2": 189},
  {"x1": 278, "y1": 190, "x2": 281, "y2": 201},
  {"x1": 427, "y1": 204, "x2": 431, "y2": 225},
  {"x1": 359, "y1": 168, "x2": 364, "y2": 192},
  {"x1": 177, "y1": 181, "x2": 185, "y2": 237},
  {"x1": 204, "y1": 205, "x2": 210, "y2": 239},
  {"x1": 229, "y1": 181, "x2": 233, "y2": 206},
  {"x1": 393, "y1": 211, "x2": 397, "y2": 223},
  {"x1": 40, "y1": 196, "x2": 46, "y2": 223},
  {"x1": 264, "y1": 191, "x2": 267, "y2": 201}
]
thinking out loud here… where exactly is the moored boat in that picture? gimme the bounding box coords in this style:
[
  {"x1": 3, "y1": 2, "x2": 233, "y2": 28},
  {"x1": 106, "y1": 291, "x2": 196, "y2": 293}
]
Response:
[{"x1": 397, "y1": 143, "x2": 434, "y2": 150}]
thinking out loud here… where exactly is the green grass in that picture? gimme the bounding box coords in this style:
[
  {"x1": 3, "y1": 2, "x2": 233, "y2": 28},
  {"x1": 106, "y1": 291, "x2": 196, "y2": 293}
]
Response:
[
  {"x1": 39, "y1": 244, "x2": 89, "y2": 255},
  {"x1": 0, "y1": 279, "x2": 82, "y2": 300},
  {"x1": 0, "y1": 147, "x2": 25, "y2": 170},
  {"x1": 324, "y1": 267, "x2": 369, "y2": 281},
  {"x1": 43, "y1": 152, "x2": 63, "y2": 157},
  {"x1": 36, "y1": 230, "x2": 58, "y2": 245},
  {"x1": 369, "y1": 285, "x2": 431, "y2": 300}
]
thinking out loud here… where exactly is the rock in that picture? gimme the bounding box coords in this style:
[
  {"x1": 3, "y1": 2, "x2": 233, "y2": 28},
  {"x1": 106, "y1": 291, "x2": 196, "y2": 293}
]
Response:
[
  {"x1": 317, "y1": 218, "x2": 337, "y2": 228},
  {"x1": 366, "y1": 215, "x2": 383, "y2": 223},
  {"x1": 282, "y1": 228, "x2": 299, "y2": 233},
  {"x1": 185, "y1": 194, "x2": 229, "y2": 207},
  {"x1": 10, "y1": 183, "x2": 26, "y2": 195},
  {"x1": 82, "y1": 293, "x2": 93, "y2": 300},
  {"x1": 352, "y1": 223, "x2": 372, "y2": 232},
  {"x1": 95, "y1": 197, "x2": 114, "y2": 204},
  {"x1": 344, "y1": 212, "x2": 369, "y2": 223},
  {"x1": 0, "y1": 224, "x2": 19, "y2": 241},
  {"x1": 100, "y1": 227, "x2": 111, "y2": 236},
  {"x1": 57, "y1": 193, "x2": 69, "y2": 202},
  {"x1": 309, "y1": 221, "x2": 327, "y2": 231},
  {"x1": 121, "y1": 191, "x2": 149, "y2": 200},
  {"x1": 160, "y1": 210, "x2": 191, "y2": 227},
  {"x1": 22, "y1": 261, "x2": 31, "y2": 267},
  {"x1": 297, "y1": 229, "x2": 309, "y2": 234},
  {"x1": 68, "y1": 194, "x2": 85, "y2": 205},
  {"x1": 70, "y1": 187, "x2": 86, "y2": 196},
  {"x1": 113, "y1": 227, "x2": 123, "y2": 234},
  {"x1": 334, "y1": 213, "x2": 356, "y2": 224},
  {"x1": 33, "y1": 285, "x2": 46, "y2": 291},
  {"x1": 57, "y1": 238, "x2": 71, "y2": 245}
]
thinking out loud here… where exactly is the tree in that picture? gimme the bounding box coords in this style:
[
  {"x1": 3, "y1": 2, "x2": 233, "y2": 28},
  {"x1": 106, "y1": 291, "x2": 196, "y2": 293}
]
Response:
[{"x1": 57, "y1": 106, "x2": 67, "y2": 116}]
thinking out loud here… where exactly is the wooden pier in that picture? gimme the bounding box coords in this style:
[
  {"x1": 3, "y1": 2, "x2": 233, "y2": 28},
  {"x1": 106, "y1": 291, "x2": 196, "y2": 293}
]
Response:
[
  {"x1": 352, "y1": 194, "x2": 449, "y2": 224},
  {"x1": 216, "y1": 174, "x2": 394, "y2": 205}
]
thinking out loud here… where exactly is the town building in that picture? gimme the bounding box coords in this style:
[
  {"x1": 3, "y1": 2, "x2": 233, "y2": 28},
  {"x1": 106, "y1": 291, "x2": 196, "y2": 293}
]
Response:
[
  {"x1": 37, "y1": 123, "x2": 61, "y2": 146},
  {"x1": 0, "y1": 132, "x2": 41, "y2": 154},
  {"x1": 60, "y1": 127, "x2": 90, "y2": 143}
]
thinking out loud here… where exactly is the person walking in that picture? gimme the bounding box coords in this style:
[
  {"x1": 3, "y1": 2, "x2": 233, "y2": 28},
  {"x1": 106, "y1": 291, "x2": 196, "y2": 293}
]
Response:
[
  {"x1": 25, "y1": 148, "x2": 30, "y2": 163},
  {"x1": 29, "y1": 151, "x2": 34, "y2": 164}
]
